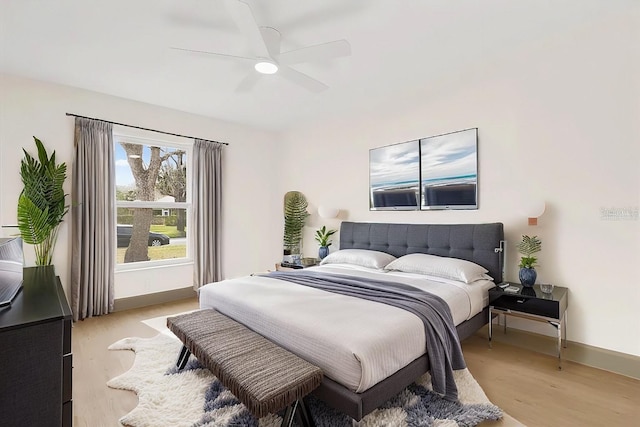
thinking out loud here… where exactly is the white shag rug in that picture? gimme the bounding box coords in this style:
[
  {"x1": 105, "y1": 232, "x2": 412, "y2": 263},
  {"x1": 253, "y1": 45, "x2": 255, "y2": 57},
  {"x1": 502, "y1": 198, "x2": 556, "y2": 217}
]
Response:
[{"x1": 108, "y1": 333, "x2": 505, "y2": 427}]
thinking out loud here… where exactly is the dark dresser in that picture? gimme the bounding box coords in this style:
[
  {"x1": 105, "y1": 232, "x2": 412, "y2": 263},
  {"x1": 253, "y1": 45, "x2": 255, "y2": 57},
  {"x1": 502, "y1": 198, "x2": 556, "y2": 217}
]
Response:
[{"x1": 0, "y1": 266, "x2": 72, "y2": 427}]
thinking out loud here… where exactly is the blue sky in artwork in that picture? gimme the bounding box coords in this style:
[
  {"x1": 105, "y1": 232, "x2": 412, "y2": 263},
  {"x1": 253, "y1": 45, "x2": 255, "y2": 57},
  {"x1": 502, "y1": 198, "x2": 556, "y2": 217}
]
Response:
[
  {"x1": 420, "y1": 129, "x2": 477, "y2": 181},
  {"x1": 370, "y1": 140, "x2": 420, "y2": 187}
]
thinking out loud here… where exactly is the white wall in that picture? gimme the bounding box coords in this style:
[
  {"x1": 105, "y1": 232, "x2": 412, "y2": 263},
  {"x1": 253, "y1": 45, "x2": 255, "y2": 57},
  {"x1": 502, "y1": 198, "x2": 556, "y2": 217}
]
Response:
[
  {"x1": 279, "y1": 11, "x2": 640, "y2": 356},
  {"x1": 1, "y1": 7, "x2": 637, "y2": 359},
  {"x1": 0, "y1": 74, "x2": 283, "y2": 300}
]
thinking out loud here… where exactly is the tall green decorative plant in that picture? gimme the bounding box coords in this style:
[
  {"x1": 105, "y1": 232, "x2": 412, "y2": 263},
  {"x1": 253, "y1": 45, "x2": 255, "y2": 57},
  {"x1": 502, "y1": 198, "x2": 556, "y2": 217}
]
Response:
[
  {"x1": 283, "y1": 191, "x2": 309, "y2": 255},
  {"x1": 17, "y1": 137, "x2": 68, "y2": 266}
]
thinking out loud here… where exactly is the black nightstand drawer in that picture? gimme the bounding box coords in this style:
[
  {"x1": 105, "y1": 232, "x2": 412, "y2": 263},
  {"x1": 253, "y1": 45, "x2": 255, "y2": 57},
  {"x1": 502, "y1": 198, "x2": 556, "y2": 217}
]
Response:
[
  {"x1": 489, "y1": 284, "x2": 568, "y2": 321},
  {"x1": 491, "y1": 295, "x2": 560, "y2": 319}
]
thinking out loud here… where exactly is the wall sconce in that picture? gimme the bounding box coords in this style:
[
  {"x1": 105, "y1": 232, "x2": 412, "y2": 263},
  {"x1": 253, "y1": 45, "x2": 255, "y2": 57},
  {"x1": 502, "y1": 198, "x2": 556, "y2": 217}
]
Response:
[
  {"x1": 494, "y1": 240, "x2": 506, "y2": 281},
  {"x1": 318, "y1": 206, "x2": 340, "y2": 219},
  {"x1": 525, "y1": 201, "x2": 546, "y2": 226}
]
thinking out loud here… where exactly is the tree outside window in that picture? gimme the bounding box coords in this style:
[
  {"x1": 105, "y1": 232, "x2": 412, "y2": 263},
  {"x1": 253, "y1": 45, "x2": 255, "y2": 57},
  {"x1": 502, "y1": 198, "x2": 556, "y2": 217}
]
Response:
[{"x1": 114, "y1": 135, "x2": 190, "y2": 265}]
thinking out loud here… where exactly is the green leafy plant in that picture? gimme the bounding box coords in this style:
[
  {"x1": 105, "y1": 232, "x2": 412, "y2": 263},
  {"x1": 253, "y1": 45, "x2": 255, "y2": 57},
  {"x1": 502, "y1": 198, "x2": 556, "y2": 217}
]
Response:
[
  {"x1": 517, "y1": 235, "x2": 542, "y2": 269},
  {"x1": 315, "y1": 225, "x2": 337, "y2": 247},
  {"x1": 17, "y1": 137, "x2": 68, "y2": 266},
  {"x1": 283, "y1": 191, "x2": 309, "y2": 254}
]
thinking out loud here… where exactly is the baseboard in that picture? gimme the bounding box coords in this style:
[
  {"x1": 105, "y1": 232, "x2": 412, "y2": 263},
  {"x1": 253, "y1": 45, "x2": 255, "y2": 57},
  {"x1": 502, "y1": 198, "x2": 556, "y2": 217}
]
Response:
[
  {"x1": 113, "y1": 287, "x2": 197, "y2": 312},
  {"x1": 478, "y1": 324, "x2": 640, "y2": 380}
]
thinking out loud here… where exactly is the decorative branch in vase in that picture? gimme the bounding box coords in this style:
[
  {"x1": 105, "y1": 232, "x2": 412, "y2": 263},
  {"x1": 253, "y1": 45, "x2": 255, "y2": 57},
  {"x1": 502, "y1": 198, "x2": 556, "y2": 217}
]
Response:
[
  {"x1": 517, "y1": 235, "x2": 542, "y2": 287},
  {"x1": 314, "y1": 225, "x2": 337, "y2": 260}
]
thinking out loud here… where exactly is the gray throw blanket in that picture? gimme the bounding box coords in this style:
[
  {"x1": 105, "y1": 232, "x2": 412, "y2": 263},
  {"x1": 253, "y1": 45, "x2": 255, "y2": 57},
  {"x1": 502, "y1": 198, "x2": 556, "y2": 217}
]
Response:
[{"x1": 266, "y1": 270, "x2": 466, "y2": 401}]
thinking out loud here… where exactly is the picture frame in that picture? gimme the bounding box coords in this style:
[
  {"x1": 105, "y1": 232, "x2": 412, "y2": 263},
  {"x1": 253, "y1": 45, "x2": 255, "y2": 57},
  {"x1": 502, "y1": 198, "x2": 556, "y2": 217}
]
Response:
[
  {"x1": 420, "y1": 128, "x2": 478, "y2": 210},
  {"x1": 368, "y1": 128, "x2": 478, "y2": 211},
  {"x1": 369, "y1": 140, "x2": 420, "y2": 210}
]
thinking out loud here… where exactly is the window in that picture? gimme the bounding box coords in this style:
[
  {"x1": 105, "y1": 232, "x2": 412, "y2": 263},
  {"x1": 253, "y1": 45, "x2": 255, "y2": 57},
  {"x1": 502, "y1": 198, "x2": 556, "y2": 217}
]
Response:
[{"x1": 114, "y1": 134, "x2": 191, "y2": 267}]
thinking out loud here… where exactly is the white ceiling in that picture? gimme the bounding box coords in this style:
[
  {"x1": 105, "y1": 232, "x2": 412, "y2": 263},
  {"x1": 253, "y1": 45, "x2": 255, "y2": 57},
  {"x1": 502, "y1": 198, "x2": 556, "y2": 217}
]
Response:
[{"x1": 0, "y1": 0, "x2": 632, "y2": 132}]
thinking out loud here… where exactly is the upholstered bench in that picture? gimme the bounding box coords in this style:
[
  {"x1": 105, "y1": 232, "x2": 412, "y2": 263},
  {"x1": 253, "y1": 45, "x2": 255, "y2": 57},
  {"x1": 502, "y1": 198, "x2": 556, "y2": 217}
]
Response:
[{"x1": 167, "y1": 309, "x2": 323, "y2": 427}]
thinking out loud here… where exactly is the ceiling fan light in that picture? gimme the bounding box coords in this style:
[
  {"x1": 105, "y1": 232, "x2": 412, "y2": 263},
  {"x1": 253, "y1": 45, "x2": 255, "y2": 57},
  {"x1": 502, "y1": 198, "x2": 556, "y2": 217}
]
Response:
[{"x1": 255, "y1": 60, "x2": 278, "y2": 74}]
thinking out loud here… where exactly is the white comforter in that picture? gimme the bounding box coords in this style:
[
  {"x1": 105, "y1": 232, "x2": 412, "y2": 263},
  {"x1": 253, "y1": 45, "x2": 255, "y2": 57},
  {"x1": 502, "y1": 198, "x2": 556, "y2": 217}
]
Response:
[{"x1": 198, "y1": 264, "x2": 493, "y2": 393}]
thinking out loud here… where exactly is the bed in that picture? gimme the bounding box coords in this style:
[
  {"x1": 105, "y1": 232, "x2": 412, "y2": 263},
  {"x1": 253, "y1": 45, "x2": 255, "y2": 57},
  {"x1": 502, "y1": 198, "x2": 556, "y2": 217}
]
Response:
[{"x1": 198, "y1": 221, "x2": 504, "y2": 421}]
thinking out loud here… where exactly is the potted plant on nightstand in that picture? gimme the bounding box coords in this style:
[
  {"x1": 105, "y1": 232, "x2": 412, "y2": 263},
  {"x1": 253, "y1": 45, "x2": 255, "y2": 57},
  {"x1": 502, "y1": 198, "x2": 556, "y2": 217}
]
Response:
[
  {"x1": 517, "y1": 235, "x2": 542, "y2": 287},
  {"x1": 315, "y1": 225, "x2": 337, "y2": 260}
]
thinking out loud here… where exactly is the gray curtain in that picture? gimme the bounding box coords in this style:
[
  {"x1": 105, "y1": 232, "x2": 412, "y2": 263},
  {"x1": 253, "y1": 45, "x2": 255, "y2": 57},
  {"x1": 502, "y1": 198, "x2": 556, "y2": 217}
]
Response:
[
  {"x1": 70, "y1": 117, "x2": 115, "y2": 321},
  {"x1": 192, "y1": 139, "x2": 223, "y2": 289}
]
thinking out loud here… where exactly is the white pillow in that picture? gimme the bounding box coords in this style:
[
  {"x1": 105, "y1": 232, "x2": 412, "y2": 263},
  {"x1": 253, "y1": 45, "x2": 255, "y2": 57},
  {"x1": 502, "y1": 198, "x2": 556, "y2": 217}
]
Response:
[
  {"x1": 385, "y1": 253, "x2": 491, "y2": 283},
  {"x1": 319, "y1": 249, "x2": 397, "y2": 270}
]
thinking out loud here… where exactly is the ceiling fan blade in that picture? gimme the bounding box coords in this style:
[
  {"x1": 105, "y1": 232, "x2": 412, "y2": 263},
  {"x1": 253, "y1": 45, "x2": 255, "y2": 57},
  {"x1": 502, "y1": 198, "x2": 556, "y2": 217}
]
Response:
[
  {"x1": 235, "y1": 72, "x2": 261, "y2": 93},
  {"x1": 260, "y1": 27, "x2": 281, "y2": 59},
  {"x1": 279, "y1": 66, "x2": 328, "y2": 93},
  {"x1": 224, "y1": 0, "x2": 270, "y2": 59},
  {"x1": 170, "y1": 47, "x2": 255, "y2": 62},
  {"x1": 279, "y1": 39, "x2": 351, "y2": 65}
]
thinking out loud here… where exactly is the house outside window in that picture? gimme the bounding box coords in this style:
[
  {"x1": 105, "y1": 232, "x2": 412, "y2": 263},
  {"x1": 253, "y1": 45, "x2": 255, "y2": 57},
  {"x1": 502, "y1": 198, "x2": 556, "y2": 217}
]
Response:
[{"x1": 114, "y1": 134, "x2": 191, "y2": 269}]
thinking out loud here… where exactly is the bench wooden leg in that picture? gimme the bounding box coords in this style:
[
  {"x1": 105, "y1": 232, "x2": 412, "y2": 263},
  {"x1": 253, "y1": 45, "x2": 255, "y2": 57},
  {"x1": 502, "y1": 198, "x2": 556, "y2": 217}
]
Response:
[
  {"x1": 176, "y1": 345, "x2": 191, "y2": 370},
  {"x1": 280, "y1": 398, "x2": 315, "y2": 427}
]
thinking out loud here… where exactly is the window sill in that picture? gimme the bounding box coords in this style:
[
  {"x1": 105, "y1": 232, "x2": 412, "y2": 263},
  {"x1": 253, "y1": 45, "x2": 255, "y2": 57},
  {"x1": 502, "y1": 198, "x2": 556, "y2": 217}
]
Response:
[{"x1": 115, "y1": 258, "x2": 194, "y2": 273}]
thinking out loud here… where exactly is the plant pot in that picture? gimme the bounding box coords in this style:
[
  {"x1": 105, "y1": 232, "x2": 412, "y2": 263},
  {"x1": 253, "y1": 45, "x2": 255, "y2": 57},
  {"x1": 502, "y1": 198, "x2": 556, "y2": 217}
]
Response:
[
  {"x1": 318, "y1": 246, "x2": 329, "y2": 260},
  {"x1": 519, "y1": 267, "x2": 537, "y2": 287}
]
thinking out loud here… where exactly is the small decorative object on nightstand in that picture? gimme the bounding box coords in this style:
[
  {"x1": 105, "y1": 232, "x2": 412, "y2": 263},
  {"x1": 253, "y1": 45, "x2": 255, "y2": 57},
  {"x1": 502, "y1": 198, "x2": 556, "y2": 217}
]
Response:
[
  {"x1": 301, "y1": 257, "x2": 318, "y2": 267},
  {"x1": 489, "y1": 282, "x2": 568, "y2": 369},
  {"x1": 540, "y1": 283, "x2": 554, "y2": 294},
  {"x1": 517, "y1": 235, "x2": 542, "y2": 287},
  {"x1": 314, "y1": 225, "x2": 337, "y2": 260}
]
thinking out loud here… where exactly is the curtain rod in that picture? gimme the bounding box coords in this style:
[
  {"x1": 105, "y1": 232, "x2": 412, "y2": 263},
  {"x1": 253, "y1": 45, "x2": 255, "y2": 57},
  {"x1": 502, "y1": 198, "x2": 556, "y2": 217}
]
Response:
[{"x1": 65, "y1": 113, "x2": 229, "y2": 146}]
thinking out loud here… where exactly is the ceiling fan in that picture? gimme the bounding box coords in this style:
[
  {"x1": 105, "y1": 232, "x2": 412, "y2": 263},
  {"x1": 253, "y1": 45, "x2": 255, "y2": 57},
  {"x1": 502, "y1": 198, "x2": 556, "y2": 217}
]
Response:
[{"x1": 171, "y1": 0, "x2": 351, "y2": 93}]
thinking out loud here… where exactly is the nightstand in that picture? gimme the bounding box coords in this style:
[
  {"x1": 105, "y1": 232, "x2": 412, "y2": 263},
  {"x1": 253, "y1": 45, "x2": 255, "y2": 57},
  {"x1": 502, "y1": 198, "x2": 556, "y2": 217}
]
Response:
[
  {"x1": 275, "y1": 262, "x2": 299, "y2": 271},
  {"x1": 274, "y1": 261, "x2": 318, "y2": 271},
  {"x1": 489, "y1": 283, "x2": 568, "y2": 369}
]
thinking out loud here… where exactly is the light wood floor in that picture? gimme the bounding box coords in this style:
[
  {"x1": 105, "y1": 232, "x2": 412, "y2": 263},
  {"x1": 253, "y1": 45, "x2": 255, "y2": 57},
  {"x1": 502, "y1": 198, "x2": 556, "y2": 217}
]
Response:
[{"x1": 72, "y1": 298, "x2": 639, "y2": 427}]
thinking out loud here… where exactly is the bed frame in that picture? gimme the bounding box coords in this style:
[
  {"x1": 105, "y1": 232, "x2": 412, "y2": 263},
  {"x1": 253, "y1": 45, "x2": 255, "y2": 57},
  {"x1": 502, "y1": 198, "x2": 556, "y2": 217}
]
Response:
[{"x1": 311, "y1": 221, "x2": 505, "y2": 421}]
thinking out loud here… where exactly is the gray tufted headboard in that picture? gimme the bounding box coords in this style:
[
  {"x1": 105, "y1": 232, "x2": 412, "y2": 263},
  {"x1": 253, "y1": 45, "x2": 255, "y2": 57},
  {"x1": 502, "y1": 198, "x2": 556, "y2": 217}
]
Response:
[{"x1": 339, "y1": 221, "x2": 504, "y2": 283}]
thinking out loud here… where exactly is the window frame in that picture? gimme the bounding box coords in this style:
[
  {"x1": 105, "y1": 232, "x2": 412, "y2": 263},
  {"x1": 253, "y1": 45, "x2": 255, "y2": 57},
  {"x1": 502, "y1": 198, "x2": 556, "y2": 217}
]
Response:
[{"x1": 113, "y1": 133, "x2": 193, "y2": 271}]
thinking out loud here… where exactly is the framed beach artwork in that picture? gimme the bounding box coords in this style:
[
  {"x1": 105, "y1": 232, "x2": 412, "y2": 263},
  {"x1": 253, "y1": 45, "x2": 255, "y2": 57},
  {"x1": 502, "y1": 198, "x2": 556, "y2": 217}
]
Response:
[
  {"x1": 420, "y1": 128, "x2": 478, "y2": 210},
  {"x1": 369, "y1": 128, "x2": 478, "y2": 211},
  {"x1": 369, "y1": 140, "x2": 420, "y2": 210}
]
